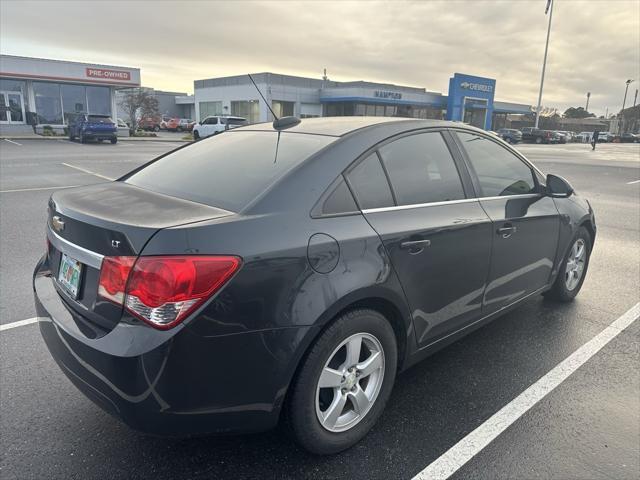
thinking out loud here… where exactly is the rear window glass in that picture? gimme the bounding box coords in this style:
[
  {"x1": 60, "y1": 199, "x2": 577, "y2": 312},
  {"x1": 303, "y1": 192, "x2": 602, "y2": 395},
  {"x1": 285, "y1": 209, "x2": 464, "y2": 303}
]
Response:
[
  {"x1": 88, "y1": 116, "x2": 113, "y2": 123},
  {"x1": 126, "y1": 131, "x2": 334, "y2": 211},
  {"x1": 227, "y1": 118, "x2": 247, "y2": 125}
]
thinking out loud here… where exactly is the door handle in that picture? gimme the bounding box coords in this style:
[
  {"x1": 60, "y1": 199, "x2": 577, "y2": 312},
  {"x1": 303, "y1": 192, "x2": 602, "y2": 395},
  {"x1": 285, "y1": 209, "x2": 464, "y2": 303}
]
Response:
[
  {"x1": 497, "y1": 224, "x2": 517, "y2": 238},
  {"x1": 400, "y1": 239, "x2": 431, "y2": 254}
]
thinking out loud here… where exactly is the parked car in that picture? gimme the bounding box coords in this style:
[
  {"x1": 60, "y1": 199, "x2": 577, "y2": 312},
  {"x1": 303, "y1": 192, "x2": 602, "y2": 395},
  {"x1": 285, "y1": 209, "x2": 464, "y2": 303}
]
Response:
[
  {"x1": 68, "y1": 114, "x2": 117, "y2": 144},
  {"x1": 116, "y1": 118, "x2": 128, "y2": 128},
  {"x1": 521, "y1": 127, "x2": 554, "y2": 144},
  {"x1": 177, "y1": 118, "x2": 194, "y2": 132},
  {"x1": 576, "y1": 131, "x2": 593, "y2": 143},
  {"x1": 620, "y1": 133, "x2": 639, "y2": 143},
  {"x1": 164, "y1": 117, "x2": 181, "y2": 131},
  {"x1": 497, "y1": 128, "x2": 522, "y2": 144},
  {"x1": 597, "y1": 132, "x2": 613, "y2": 143},
  {"x1": 192, "y1": 115, "x2": 248, "y2": 139},
  {"x1": 552, "y1": 131, "x2": 567, "y2": 144},
  {"x1": 35, "y1": 118, "x2": 595, "y2": 455},
  {"x1": 138, "y1": 116, "x2": 162, "y2": 132}
]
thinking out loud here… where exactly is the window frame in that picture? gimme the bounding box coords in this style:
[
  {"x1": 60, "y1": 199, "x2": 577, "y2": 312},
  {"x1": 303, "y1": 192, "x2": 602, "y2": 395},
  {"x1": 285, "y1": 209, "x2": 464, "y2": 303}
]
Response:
[
  {"x1": 449, "y1": 128, "x2": 545, "y2": 199},
  {"x1": 343, "y1": 128, "x2": 476, "y2": 212}
]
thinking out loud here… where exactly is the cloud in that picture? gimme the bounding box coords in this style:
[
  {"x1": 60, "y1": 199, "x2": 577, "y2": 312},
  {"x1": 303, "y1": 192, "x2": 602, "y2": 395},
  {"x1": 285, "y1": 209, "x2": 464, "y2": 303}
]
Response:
[{"x1": 1, "y1": 0, "x2": 638, "y2": 116}]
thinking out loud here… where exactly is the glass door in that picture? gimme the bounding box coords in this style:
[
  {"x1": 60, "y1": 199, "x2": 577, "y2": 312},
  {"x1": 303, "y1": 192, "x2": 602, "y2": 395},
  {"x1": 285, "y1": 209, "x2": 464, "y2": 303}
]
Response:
[{"x1": 0, "y1": 91, "x2": 26, "y2": 124}]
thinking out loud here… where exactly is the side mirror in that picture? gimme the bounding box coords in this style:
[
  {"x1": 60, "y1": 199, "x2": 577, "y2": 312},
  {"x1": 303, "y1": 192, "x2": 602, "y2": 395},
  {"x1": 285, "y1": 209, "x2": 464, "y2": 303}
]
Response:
[{"x1": 546, "y1": 174, "x2": 574, "y2": 198}]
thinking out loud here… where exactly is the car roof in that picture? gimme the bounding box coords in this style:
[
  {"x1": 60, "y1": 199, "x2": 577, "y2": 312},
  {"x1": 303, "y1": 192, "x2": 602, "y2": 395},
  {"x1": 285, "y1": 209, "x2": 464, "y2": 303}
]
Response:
[{"x1": 236, "y1": 116, "x2": 461, "y2": 137}]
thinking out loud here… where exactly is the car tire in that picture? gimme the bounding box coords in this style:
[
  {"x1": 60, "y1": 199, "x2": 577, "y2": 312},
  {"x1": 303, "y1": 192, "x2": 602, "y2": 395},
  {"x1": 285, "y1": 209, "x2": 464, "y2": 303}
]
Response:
[
  {"x1": 535, "y1": 137, "x2": 542, "y2": 144},
  {"x1": 69, "y1": 133, "x2": 75, "y2": 141},
  {"x1": 110, "y1": 137, "x2": 117, "y2": 144},
  {"x1": 193, "y1": 130, "x2": 200, "y2": 140},
  {"x1": 285, "y1": 308, "x2": 397, "y2": 455},
  {"x1": 544, "y1": 226, "x2": 592, "y2": 302},
  {"x1": 154, "y1": 125, "x2": 160, "y2": 132},
  {"x1": 505, "y1": 138, "x2": 512, "y2": 144}
]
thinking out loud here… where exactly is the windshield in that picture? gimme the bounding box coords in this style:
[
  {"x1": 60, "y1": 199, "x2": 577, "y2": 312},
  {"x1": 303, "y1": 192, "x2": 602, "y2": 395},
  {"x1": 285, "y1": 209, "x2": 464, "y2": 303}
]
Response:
[{"x1": 126, "y1": 131, "x2": 335, "y2": 211}]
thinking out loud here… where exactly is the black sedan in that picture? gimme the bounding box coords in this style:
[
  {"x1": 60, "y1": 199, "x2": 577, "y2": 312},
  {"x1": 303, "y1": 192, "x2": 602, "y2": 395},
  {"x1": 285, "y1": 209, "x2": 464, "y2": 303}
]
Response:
[{"x1": 34, "y1": 117, "x2": 595, "y2": 454}]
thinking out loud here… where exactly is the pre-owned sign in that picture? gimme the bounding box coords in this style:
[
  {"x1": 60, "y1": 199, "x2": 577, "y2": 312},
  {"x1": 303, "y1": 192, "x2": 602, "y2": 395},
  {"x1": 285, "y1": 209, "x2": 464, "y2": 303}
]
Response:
[{"x1": 85, "y1": 68, "x2": 131, "y2": 81}]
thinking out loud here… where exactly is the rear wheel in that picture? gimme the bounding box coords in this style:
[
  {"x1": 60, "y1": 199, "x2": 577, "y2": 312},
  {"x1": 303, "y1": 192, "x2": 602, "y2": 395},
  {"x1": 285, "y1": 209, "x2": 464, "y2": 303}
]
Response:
[
  {"x1": 285, "y1": 309, "x2": 397, "y2": 455},
  {"x1": 545, "y1": 227, "x2": 591, "y2": 302},
  {"x1": 153, "y1": 125, "x2": 160, "y2": 132},
  {"x1": 110, "y1": 137, "x2": 117, "y2": 144},
  {"x1": 193, "y1": 130, "x2": 200, "y2": 140}
]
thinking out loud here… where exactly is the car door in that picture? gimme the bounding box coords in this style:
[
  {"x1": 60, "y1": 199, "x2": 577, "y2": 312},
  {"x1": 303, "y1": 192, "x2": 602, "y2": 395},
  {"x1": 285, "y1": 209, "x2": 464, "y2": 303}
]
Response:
[
  {"x1": 453, "y1": 131, "x2": 560, "y2": 314},
  {"x1": 346, "y1": 130, "x2": 493, "y2": 347}
]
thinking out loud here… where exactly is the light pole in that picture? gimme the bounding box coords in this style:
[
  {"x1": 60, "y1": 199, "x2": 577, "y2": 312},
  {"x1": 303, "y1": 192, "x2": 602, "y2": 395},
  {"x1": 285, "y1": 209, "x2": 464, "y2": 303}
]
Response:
[
  {"x1": 585, "y1": 92, "x2": 591, "y2": 112},
  {"x1": 620, "y1": 79, "x2": 634, "y2": 134},
  {"x1": 633, "y1": 88, "x2": 638, "y2": 108},
  {"x1": 535, "y1": 0, "x2": 554, "y2": 129}
]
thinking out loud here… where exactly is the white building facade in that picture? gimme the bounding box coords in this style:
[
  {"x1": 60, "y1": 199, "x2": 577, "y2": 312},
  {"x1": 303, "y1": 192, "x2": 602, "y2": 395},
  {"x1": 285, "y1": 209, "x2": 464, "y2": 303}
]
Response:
[{"x1": 0, "y1": 55, "x2": 140, "y2": 134}]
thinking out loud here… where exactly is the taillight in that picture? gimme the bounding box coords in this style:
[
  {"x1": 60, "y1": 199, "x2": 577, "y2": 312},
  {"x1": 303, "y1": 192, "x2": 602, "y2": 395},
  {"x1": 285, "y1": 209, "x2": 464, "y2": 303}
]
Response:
[{"x1": 98, "y1": 255, "x2": 241, "y2": 330}]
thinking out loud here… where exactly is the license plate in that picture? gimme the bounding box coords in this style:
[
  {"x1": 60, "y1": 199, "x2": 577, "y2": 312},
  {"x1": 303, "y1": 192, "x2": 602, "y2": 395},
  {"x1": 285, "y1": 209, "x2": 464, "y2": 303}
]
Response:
[{"x1": 58, "y1": 253, "x2": 83, "y2": 299}]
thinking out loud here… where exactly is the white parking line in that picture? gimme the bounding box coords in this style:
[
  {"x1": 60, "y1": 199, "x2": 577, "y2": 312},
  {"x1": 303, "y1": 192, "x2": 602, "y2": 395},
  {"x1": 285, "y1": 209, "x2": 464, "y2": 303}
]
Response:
[
  {"x1": 3, "y1": 139, "x2": 22, "y2": 146},
  {"x1": 0, "y1": 317, "x2": 40, "y2": 332},
  {"x1": 412, "y1": 301, "x2": 640, "y2": 480},
  {"x1": 0, "y1": 185, "x2": 79, "y2": 193},
  {"x1": 61, "y1": 162, "x2": 114, "y2": 180},
  {"x1": 627, "y1": 179, "x2": 640, "y2": 185}
]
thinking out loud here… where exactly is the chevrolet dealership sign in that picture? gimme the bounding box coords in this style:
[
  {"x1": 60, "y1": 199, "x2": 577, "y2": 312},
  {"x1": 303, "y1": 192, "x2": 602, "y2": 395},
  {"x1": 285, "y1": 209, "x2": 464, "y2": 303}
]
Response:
[{"x1": 460, "y1": 81, "x2": 493, "y2": 93}]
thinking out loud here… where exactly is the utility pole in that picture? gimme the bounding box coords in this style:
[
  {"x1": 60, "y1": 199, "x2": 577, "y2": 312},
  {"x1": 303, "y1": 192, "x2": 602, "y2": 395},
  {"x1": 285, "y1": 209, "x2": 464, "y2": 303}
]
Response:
[
  {"x1": 535, "y1": 0, "x2": 554, "y2": 128},
  {"x1": 585, "y1": 92, "x2": 591, "y2": 112},
  {"x1": 634, "y1": 89, "x2": 638, "y2": 108},
  {"x1": 620, "y1": 79, "x2": 634, "y2": 134}
]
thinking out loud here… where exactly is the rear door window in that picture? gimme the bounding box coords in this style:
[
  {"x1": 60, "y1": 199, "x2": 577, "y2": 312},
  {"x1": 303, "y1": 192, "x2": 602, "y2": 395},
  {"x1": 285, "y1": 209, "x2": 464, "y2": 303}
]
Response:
[
  {"x1": 345, "y1": 153, "x2": 394, "y2": 210},
  {"x1": 126, "y1": 131, "x2": 334, "y2": 211},
  {"x1": 378, "y1": 132, "x2": 466, "y2": 205},
  {"x1": 456, "y1": 132, "x2": 536, "y2": 197}
]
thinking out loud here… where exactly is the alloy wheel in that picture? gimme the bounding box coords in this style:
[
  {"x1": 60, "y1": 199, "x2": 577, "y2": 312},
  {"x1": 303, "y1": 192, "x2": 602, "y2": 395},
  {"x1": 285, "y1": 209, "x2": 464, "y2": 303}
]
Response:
[
  {"x1": 565, "y1": 238, "x2": 586, "y2": 291},
  {"x1": 315, "y1": 332, "x2": 385, "y2": 433}
]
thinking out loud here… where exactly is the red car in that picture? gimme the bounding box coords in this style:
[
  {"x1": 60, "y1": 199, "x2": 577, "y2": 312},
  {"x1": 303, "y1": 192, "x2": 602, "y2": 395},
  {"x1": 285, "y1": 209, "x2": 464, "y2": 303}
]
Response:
[
  {"x1": 138, "y1": 117, "x2": 162, "y2": 132},
  {"x1": 164, "y1": 118, "x2": 180, "y2": 131}
]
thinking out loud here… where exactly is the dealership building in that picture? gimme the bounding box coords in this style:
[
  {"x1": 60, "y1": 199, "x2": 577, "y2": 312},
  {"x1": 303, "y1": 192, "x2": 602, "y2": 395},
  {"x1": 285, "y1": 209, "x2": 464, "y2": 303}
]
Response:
[
  {"x1": 189, "y1": 72, "x2": 532, "y2": 130},
  {"x1": 0, "y1": 54, "x2": 140, "y2": 134}
]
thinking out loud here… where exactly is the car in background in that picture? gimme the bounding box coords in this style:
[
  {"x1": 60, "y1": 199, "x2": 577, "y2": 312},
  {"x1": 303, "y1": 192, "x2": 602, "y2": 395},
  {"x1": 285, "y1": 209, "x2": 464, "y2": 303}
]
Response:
[
  {"x1": 68, "y1": 114, "x2": 117, "y2": 144},
  {"x1": 521, "y1": 127, "x2": 555, "y2": 144},
  {"x1": 552, "y1": 131, "x2": 568, "y2": 144},
  {"x1": 138, "y1": 116, "x2": 162, "y2": 132},
  {"x1": 497, "y1": 128, "x2": 522, "y2": 144},
  {"x1": 164, "y1": 117, "x2": 181, "y2": 131},
  {"x1": 620, "y1": 133, "x2": 639, "y2": 143},
  {"x1": 192, "y1": 115, "x2": 248, "y2": 139},
  {"x1": 36, "y1": 117, "x2": 596, "y2": 455},
  {"x1": 177, "y1": 118, "x2": 194, "y2": 131},
  {"x1": 576, "y1": 131, "x2": 593, "y2": 143},
  {"x1": 116, "y1": 118, "x2": 128, "y2": 129},
  {"x1": 597, "y1": 132, "x2": 613, "y2": 143}
]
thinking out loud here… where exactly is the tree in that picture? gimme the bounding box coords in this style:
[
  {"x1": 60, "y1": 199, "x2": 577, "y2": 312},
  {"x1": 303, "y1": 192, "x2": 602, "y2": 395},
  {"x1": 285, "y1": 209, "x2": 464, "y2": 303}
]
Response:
[
  {"x1": 118, "y1": 88, "x2": 159, "y2": 133},
  {"x1": 563, "y1": 106, "x2": 595, "y2": 119}
]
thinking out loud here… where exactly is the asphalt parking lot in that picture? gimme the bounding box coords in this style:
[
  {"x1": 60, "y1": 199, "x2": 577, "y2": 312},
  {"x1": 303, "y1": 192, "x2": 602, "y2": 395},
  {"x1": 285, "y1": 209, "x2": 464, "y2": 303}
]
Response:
[{"x1": 1, "y1": 138, "x2": 638, "y2": 480}]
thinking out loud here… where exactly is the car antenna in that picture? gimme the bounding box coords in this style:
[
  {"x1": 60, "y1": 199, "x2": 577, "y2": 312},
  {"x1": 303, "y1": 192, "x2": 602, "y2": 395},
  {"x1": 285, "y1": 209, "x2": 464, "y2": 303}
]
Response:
[{"x1": 247, "y1": 74, "x2": 301, "y2": 131}]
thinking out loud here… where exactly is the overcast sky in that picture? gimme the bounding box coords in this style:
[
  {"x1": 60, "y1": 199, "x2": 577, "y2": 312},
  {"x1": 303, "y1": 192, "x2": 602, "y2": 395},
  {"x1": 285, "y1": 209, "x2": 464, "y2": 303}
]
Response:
[{"x1": 1, "y1": 0, "x2": 639, "y2": 116}]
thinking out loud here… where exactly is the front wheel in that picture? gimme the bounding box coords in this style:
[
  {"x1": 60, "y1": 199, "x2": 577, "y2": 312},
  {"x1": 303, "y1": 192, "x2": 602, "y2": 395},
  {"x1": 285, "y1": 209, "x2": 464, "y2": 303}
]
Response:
[
  {"x1": 153, "y1": 125, "x2": 160, "y2": 132},
  {"x1": 193, "y1": 130, "x2": 200, "y2": 140},
  {"x1": 110, "y1": 137, "x2": 117, "y2": 144},
  {"x1": 285, "y1": 309, "x2": 397, "y2": 455},
  {"x1": 545, "y1": 227, "x2": 592, "y2": 302}
]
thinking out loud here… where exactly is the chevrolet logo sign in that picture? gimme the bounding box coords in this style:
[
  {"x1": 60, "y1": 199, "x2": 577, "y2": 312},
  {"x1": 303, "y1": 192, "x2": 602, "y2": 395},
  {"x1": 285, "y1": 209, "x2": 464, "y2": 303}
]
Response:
[{"x1": 52, "y1": 215, "x2": 65, "y2": 232}]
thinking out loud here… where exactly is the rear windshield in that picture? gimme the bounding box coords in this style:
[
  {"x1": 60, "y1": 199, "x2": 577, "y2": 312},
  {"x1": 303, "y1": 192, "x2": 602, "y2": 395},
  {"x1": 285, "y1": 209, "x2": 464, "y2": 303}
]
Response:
[
  {"x1": 125, "y1": 131, "x2": 335, "y2": 211},
  {"x1": 88, "y1": 115, "x2": 113, "y2": 123}
]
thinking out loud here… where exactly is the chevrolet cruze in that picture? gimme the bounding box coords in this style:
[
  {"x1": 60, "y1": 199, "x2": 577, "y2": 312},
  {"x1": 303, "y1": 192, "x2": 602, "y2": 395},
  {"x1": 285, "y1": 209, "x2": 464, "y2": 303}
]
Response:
[{"x1": 34, "y1": 117, "x2": 595, "y2": 454}]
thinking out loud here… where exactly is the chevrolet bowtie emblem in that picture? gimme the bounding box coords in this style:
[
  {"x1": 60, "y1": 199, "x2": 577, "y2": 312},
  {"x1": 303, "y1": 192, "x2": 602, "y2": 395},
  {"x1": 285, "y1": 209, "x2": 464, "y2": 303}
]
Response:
[{"x1": 52, "y1": 215, "x2": 65, "y2": 232}]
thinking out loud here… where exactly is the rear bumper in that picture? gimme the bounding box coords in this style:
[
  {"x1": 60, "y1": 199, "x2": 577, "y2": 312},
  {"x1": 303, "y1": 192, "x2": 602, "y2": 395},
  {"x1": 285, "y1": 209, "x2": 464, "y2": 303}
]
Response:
[
  {"x1": 82, "y1": 132, "x2": 116, "y2": 140},
  {"x1": 34, "y1": 258, "x2": 313, "y2": 436}
]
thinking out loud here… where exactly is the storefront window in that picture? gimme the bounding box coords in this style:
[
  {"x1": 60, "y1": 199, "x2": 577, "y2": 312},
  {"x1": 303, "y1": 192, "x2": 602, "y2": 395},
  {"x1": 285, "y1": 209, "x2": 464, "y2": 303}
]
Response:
[
  {"x1": 231, "y1": 100, "x2": 259, "y2": 123},
  {"x1": 272, "y1": 100, "x2": 294, "y2": 118},
  {"x1": 199, "y1": 101, "x2": 222, "y2": 120},
  {"x1": 61, "y1": 84, "x2": 86, "y2": 123},
  {"x1": 87, "y1": 86, "x2": 111, "y2": 116},
  {"x1": 33, "y1": 82, "x2": 63, "y2": 125}
]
